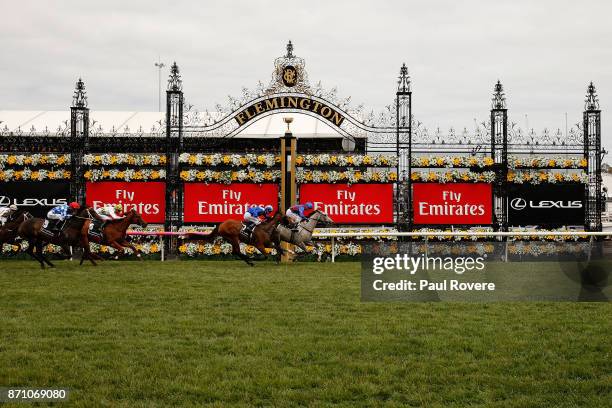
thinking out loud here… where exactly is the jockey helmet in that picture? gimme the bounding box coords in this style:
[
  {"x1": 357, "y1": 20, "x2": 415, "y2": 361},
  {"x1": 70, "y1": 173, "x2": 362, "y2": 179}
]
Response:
[
  {"x1": 69, "y1": 202, "x2": 80, "y2": 210},
  {"x1": 113, "y1": 204, "x2": 123, "y2": 212},
  {"x1": 305, "y1": 202, "x2": 313, "y2": 209},
  {"x1": 9, "y1": 204, "x2": 17, "y2": 211},
  {"x1": 264, "y1": 205, "x2": 273, "y2": 213}
]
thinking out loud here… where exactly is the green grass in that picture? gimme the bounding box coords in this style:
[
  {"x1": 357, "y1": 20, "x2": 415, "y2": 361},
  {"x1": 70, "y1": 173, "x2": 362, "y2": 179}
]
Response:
[{"x1": 0, "y1": 261, "x2": 610, "y2": 407}]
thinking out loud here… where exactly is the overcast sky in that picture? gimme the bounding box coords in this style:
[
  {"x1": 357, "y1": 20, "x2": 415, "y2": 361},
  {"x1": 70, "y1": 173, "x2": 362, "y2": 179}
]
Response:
[{"x1": 1, "y1": 1, "x2": 610, "y2": 156}]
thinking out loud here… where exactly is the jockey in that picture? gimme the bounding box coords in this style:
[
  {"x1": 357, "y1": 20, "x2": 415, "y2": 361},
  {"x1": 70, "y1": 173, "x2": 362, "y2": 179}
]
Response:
[
  {"x1": 47, "y1": 201, "x2": 80, "y2": 231},
  {"x1": 243, "y1": 204, "x2": 274, "y2": 234},
  {"x1": 0, "y1": 204, "x2": 18, "y2": 226},
  {"x1": 96, "y1": 203, "x2": 124, "y2": 221},
  {"x1": 286, "y1": 202, "x2": 313, "y2": 229}
]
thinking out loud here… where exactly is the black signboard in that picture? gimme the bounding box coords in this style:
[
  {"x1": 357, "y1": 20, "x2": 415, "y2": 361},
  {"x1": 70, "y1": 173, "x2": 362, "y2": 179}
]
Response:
[
  {"x1": 507, "y1": 184, "x2": 585, "y2": 226},
  {"x1": 0, "y1": 181, "x2": 71, "y2": 218}
]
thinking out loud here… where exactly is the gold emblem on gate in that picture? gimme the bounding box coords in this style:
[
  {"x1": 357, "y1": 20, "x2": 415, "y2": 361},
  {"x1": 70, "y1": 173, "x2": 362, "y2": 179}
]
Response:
[{"x1": 282, "y1": 65, "x2": 297, "y2": 87}]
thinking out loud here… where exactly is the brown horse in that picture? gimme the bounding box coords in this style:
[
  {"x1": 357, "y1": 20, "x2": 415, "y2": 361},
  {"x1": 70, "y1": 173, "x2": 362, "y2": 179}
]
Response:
[
  {"x1": 0, "y1": 210, "x2": 32, "y2": 249},
  {"x1": 81, "y1": 209, "x2": 148, "y2": 264},
  {"x1": 17, "y1": 206, "x2": 102, "y2": 269},
  {"x1": 194, "y1": 213, "x2": 284, "y2": 266}
]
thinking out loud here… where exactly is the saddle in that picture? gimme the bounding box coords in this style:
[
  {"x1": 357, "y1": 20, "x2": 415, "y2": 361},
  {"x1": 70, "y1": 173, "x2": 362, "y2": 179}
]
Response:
[
  {"x1": 41, "y1": 219, "x2": 65, "y2": 237},
  {"x1": 240, "y1": 223, "x2": 255, "y2": 243},
  {"x1": 88, "y1": 219, "x2": 105, "y2": 239}
]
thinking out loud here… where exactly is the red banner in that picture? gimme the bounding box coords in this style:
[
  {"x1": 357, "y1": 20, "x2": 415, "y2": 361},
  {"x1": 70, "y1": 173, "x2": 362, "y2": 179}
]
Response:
[
  {"x1": 413, "y1": 183, "x2": 492, "y2": 225},
  {"x1": 85, "y1": 182, "x2": 166, "y2": 223},
  {"x1": 299, "y1": 183, "x2": 393, "y2": 224},
  {"x1": 184, "y1": 183, "x2": 279, "y2": 223}
]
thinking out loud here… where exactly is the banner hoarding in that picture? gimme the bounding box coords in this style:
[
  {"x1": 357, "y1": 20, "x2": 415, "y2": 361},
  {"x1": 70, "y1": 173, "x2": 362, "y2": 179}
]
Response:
[
  {"x1": 0, "y1": 181, "x2": 70, "y2": 218},
  {"x1": 413, "y1": 183, "x2": 492, "y2": 225},
  {"x1": 85, "y1": 182, "x2": 166, "y2": 223},
  {"x1": 299, "y1": 183, "x2": 394, "y2": 224},
  {"x1": 184, "y1": 183, "x2": 279, "y2": 223}
]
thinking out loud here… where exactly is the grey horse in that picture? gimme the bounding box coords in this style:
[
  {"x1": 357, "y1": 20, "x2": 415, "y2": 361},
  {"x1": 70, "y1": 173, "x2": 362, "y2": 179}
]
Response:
[{"x1": 273, "y1": 210, "x2": 334, "y2": 255}]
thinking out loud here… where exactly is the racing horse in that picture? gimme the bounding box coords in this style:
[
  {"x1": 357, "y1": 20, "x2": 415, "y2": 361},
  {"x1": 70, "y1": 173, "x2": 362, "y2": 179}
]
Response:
[
  {"x1": 80, "y1": 209, "x2": 148, "y2": 264},
  {"x1": 0, "y1": 210, "x2": 32, "y2": 249},
  {"x1": 194, "y1": 212, "x2": 284, "y2": 266},
  {"x1": 17, "y1": 206, "x2": 103, "y2": 269},
  {"x1": 273, "y1": 210, "x2": 334, "y2": 257}
]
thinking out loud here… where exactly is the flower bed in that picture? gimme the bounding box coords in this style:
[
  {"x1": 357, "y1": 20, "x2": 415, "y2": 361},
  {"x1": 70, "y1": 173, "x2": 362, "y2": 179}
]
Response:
[
  {"x1": 179, "y1": 153, "x2": 279, "y2": 167},
  {"x1": 296, "y1": 169, "x2": 397, "y2": 183},
  {"x1": 410, "y1": 156, "x2": 493, "y2": 168},
  {"x1": 296, "y1": 154, "x2": 397, "y2": 167}
]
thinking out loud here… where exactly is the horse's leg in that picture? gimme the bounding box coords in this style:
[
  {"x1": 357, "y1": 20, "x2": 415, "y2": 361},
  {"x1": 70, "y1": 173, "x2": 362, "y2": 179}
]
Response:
[
  {"x1": 108, "y1": 241, "x2": 129, "y2": 259},
  {"x1": 118, "y1": 239, "x2": 143, "y2": 260},
  {"x1": 231, "y1": 238, "x2": 253, "y2": 266},
  {"x1": 26, "y1": 240, "x2": 45, "y2": 269},
  {"x1": 80, "y1": 239, "x2": 97, "y2": 266},
  {"x1": 38, "y1": 241, "x2": 55, "y2": 268}
]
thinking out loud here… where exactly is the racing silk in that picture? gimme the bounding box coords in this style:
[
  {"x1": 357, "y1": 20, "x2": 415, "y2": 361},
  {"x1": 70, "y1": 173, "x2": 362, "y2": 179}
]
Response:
[
  {"x1": 0, "y1": 207, "x2": 12, "y2": 218},
  {"x1": 247, "y1": 206, "x2": 266, "y2": 218},
  {"x1": 96, "y1": 205, "x2": 122, "y2": 220},
  {"x1": 48, "y1": 204, "x2": 70, "y2": 220},
  {"x1": 290, "y1": 204, "x2": 308, "y2": 220}
]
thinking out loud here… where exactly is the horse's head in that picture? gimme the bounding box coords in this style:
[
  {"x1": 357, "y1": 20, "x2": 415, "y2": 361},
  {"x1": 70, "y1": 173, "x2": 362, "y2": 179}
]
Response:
[{"x1": 311, "y1": 210, "x2": 334, "y2": 226}]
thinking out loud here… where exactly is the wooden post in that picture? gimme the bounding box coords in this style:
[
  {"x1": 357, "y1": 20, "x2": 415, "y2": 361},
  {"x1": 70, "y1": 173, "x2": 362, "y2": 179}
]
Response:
[{"x1": 281, "y1": 118, "x2": 296, "y2": 262}]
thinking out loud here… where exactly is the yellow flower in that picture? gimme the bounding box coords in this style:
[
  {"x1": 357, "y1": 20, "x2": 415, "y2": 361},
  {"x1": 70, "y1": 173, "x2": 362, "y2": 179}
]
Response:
[
  {"x1": 31, "y1": 171, "x2": 39, "y2": 180},
  {"x1": 7, "y1": 156, "x2": 16, "y2": 165},
  {"x1": 538, "y1": 172, "x2": 548, "y2": 181},
  {"x1": 159, "y1": 156, "x2": 167, "y2": 165},
  {"x1": 419, "y1": 157, "x2": 430, "y2": 166},
  {"x1": 223, "y1": 155, "x2": 231, "y2": 164},
  {"x1": 548, "y1": 159, "x2": 556, "y2": 167},
  {"x1": 483, "y1": 157, "x2": 494, "y2": 166},
  {"x1": 179, "y1": 245, "x2": 187, "y2": 253},
  {"x1": 63, "y1": 170, "x2": 71, "y2": 179},
  {"x1": 579, "y1": 158, "x2": 587, "y2": 168},
  {"x1": 188, "y1": 155, "x2": 197, "y2": 165},
  {"x1": 388, "y1": 172, "x2": 398, "y2": 181},
  {"x1": 57, "y1": 156, "x2": 66, "y2": 165},
  {"x1": 410, "y1": 172, "x2": 420, "y2": 181},
  {"x1": 507, "y1": 171, "x2": 516, "y2": 182}
]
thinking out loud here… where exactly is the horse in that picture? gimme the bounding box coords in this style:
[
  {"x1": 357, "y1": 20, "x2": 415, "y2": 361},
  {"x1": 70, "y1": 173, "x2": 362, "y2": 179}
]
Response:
[
  {"x1": 17, "y1": 206, "x2": 103, "y2": 269},
  {"x1": 0, "y1": 210, "x2": 32, "y2": 250},
  {"x1": 273, "y1": 210, "x2": 334, "y2": 258},
  {"x1": 193, "y1": 212, "x2": 284, "y2": 266},
  {"x1": 81, "y1": 209, "x2": 148, "y2": 264}
]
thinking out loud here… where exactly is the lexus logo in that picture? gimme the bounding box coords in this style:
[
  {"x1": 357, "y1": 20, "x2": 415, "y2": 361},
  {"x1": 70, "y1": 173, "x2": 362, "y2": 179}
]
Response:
[
  {"x1": 0, "y1": 196, "x2": 67, "y2": 207},
  {"x1": 510, "y1": 198, "x2": 526, "y2": 211},
  {"x1": 510, "y1": 197, "x2": 583, "y2": 211}
]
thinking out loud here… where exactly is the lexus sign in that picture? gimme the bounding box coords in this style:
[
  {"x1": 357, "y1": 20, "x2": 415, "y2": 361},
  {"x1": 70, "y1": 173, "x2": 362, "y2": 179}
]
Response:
[
  {"x1": 0, "y1": 181, "x2": 70, "y2": 218},
  {"x1": 508, "y1": 184, "x2": 585, "y2": 226},
  {"x1": 299, "y1": 183, "x2": 394, "y2": 224}
]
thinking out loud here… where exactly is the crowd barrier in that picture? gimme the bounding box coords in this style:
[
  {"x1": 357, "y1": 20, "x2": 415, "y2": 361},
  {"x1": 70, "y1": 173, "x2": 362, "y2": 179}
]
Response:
[{"x1": 125, "y1": 231, "x2": 612, "y2": 262}]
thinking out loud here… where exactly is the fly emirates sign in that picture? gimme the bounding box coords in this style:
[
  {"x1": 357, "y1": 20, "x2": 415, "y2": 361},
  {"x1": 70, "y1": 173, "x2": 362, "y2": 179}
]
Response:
[
  {"x1": 413, "y1": 183, "x2": 492, "y2": 225},
  {"x1": 85, "y1": 182, "x2": 166, "y2": 223},
  {"x1": 184, "y1": 183, "x2": 279, "y2": 223},
  {"x1": 299, "y1": 184, "x2": 393, "y2": 223}
]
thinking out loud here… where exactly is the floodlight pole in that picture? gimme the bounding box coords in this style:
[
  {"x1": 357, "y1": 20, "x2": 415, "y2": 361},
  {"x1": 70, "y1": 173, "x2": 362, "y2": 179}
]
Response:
[{"x1": 155, "y1": 58, "x2": 166, "y2": 112}]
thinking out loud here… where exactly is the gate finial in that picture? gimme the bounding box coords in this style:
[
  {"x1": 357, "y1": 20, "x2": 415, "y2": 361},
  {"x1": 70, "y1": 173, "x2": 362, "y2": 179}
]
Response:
[
  {"x1": 397, "y1": 63, "x2": 411, "y2": 93},
  {"x1": 167, "y1": 62, "x2": 183, "y2": 92},
  {"x1": 491, "y1": 80, "x2": 506, "y2": 109},
  {"x1": 585, "y1": 81, "x2": 599, "y2": 110},
  {"x1": 286, "y1": 40, "x2": 294, "y2": 58},
  {"x1": 72, "y1": 78, "x2": 88, "y2": 108}
]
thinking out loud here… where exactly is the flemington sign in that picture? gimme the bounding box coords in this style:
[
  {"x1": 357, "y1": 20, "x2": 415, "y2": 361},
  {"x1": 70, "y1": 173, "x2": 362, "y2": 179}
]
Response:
[{"x1": 234, "y1": 96, "x2": 345, "y2": 127}]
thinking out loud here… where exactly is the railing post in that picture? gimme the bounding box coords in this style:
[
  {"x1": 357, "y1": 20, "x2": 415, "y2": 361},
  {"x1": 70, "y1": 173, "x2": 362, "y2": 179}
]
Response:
[{"x1": 331, "y1": 236, "x2": 335, "y2": 263}]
